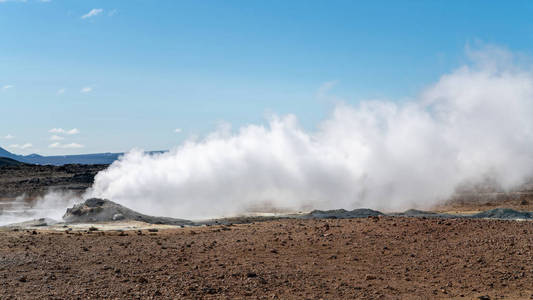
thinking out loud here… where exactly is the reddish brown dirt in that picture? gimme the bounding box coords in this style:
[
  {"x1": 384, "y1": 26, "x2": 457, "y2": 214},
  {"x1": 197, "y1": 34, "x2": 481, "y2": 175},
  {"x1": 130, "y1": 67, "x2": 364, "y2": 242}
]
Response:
[{"x1": 1, "y1": 217, "x2": 532, "y2": 299}]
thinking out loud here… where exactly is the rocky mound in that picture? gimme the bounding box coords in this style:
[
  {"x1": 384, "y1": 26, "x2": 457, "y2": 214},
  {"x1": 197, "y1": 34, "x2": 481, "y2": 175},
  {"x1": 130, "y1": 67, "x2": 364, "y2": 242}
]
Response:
[
  {"x1": 471, "y1": 208, "x2": 533, "y2": 220},
  {"x1": 390, "y1": 209, "x2": 457, "y2": 218},
  {"x1": 304, "y1": 208, "x2": 384, "y2": 219},
  {"x1": 63, "y1": 198, "x2": 193, "y2": 226}
]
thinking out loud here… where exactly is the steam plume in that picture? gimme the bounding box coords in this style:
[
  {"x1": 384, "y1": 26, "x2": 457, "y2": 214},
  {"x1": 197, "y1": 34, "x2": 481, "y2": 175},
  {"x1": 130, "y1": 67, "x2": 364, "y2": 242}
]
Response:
[{"x1": 86, "y1": 47, "x2": 533, "y2": 219}]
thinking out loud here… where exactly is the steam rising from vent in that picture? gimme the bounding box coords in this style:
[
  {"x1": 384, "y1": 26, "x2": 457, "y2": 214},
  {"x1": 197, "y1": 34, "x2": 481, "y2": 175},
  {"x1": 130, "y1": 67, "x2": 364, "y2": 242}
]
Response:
[{"x1": 86, "y1": 47, "x2": 533, "y2": 219}]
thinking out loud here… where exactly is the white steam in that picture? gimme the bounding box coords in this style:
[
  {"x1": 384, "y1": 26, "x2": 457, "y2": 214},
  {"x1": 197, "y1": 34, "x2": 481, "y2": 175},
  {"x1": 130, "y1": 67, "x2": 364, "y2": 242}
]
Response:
[
  {"x1": 86, "y1": 47, "x2": 533, "y2": 219},
  {"x1": 0, "y1": 192, "x2": 78, "y2": 226}
]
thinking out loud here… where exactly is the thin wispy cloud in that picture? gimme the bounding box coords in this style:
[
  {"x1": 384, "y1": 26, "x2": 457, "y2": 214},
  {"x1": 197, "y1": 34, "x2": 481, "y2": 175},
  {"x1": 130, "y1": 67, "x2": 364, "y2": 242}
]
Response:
[
  {"x1": 9, "y1": 143, "x2": 32, "y2": 150},
  {"x1": 2, "y1": 85, "x2": 13, "y2": 91},
  {"x1": 48, "y1": 142, "x2": 84, "y2": 149},
  {"x1": 108, "y1": 9, "x2": 117, "y2": 17},
  {"x1": 316, "y1": 80, "x2": 338, "y2": 99},
  {"x1": 57, "y1": 88, "x2": 66, "y2": 95},
  {"x1": 49, "y1": 135, "x2": 64, "y2": 141},
  {"x1": 3, "y1": 134, "x2": 14, "y2": 139},
  {"x1": 48, "y1": 128, "x2": 80, "y2": 135},
  {"x1": 174, "y1": 128, "x2": 182, "y2": 133},
  {"x1": 80, "y1": 87, "x2": 92, "y2": 93},
  {"x1": 81, "y1": 8, "x2": 103, "y2": 19}
]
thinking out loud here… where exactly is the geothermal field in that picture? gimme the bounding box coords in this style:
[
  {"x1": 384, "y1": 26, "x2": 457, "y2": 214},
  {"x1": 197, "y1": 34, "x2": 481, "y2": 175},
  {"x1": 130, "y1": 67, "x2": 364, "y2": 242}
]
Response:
[
  {"x1": 1, "y1": 162, "x2": 532, "y2": 299},
  {"x1": 3, "y1": 2, "x2": 533, "y2": 299}
]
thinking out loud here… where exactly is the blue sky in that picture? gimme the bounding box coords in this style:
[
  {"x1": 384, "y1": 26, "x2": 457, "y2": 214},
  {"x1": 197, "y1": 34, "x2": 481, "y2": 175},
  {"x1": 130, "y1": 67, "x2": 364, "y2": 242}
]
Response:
[{"x1": 1, "y1": 0, "x2": 533, "y2": 155}]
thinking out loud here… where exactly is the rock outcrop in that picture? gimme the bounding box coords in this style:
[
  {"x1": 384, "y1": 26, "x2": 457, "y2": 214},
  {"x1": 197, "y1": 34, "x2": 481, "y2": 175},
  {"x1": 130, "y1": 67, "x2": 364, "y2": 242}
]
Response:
[{"x1": 63, "y1": 198, "x2": 193, "y2": 225}]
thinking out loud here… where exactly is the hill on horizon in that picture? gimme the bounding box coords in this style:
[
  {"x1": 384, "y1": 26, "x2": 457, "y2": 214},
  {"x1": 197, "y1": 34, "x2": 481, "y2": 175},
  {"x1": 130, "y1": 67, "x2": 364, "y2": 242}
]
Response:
[
  {"x1": 0, "y1": 146, "x2": 122, "y2": 166},
  {"x1": 0, "y1": 156, "x2": 28, "y2": 167}
]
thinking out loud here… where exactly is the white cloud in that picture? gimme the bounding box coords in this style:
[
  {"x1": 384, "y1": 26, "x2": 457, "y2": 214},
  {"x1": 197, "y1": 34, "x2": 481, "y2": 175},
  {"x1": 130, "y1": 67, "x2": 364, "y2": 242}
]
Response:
[
  {"x1": 63, "y1": 142, "x2": 84, "y2": 148},
  {"x1": 49, "y1": 142, "x2": 84, "y2": 149},
  {"x1": 9, "y1": 143, "x2": 32, "y2": 150},
  {"x1": 81, "y1": 8, "x2": 103, "y2": 19},
  {"x1": 49, "y1": 128, "x2": 65, "y2": 134},
  {"x1": 80, "y1": 87, "x2": 92, "y2": 93},
  {"x1": 49, "y1": 135, "x2": 64, "y2": 141},
  {"x1": 57, "y1": 88, "x2": 65, "y2": 95},
  {"x1": 3, "y1": 134, "x2": 14, "y2": 139},
  {"x1": 174, "y1": 128, "x2": 182, "y2": 133},
  {"x1": 2, "y1": 85, "x2": 13, "y2": 91},
  {"x1": 316, "y1": 80, "x2": 339, "y2": 100},
  {"x1": 48, "y1": 128, "x2": 80, "y2": 135},
  {"x1": 66, "y1": 128, "x2": 79, "y2": 135}
]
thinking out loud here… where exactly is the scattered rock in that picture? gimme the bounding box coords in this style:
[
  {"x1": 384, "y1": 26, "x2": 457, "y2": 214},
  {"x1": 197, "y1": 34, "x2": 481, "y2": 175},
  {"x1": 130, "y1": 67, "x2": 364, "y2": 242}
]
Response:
[
  {"x1": 365, "y1": 275, "x2": 377, "y2": 281},
  {"x1": 138, "y1": 277, "x2": 148, "y2": 284}
]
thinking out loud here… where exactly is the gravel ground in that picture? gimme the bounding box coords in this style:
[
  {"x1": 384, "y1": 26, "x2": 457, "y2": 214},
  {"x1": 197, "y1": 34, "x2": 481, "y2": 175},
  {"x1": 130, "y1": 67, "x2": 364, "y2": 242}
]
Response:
[{"x1": 1, "y1": 217, "x2": 532, "y2": 299}]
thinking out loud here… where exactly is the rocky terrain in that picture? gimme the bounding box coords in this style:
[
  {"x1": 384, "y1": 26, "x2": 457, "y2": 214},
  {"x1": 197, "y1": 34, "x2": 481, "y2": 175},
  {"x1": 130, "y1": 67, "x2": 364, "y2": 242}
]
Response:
[
  {"x1": 0, "y1": 163, "x2": 107, "y2": 200},
  {"x1": 0, "y1": 217, "x2": 532, "y2": 299}
]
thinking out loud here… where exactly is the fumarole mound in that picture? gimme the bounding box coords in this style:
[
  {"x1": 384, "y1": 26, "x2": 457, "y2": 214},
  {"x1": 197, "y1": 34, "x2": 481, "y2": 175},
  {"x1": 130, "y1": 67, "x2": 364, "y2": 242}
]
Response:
[{"x1": 63, "y1": 198, "x2": 193, "y2": 226}]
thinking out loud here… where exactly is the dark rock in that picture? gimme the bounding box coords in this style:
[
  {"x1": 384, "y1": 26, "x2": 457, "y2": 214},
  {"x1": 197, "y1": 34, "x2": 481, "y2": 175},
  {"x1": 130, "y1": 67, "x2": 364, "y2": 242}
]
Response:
[
  {"x1": 63, "y1": 198, "x2": 193, "y2": 225},
  {"x1": 304, "y1": 208, "x2": 384, "y2": 219},
  {"x1": 138, "y1": 277, "x2": 148, "y2": 284},
  {"x1": 365, "y1": 274, "x2": 377, "y2": 280},
  {"x1": 472, "y1": 208, "x2": 533, "y2": 220}
]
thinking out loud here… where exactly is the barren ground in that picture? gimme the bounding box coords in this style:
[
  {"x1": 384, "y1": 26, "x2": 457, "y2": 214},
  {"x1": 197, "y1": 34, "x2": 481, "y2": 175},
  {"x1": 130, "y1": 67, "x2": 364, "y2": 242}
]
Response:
[{"x1": 1, "y1": 217, "x2": 532, "y2": 299}]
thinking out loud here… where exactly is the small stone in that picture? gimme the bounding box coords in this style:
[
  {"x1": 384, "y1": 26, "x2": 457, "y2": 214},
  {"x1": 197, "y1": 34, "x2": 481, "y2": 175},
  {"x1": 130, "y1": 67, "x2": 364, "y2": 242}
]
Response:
[
  {"x1": 365, "y1": 274, "x2": 377, "y2": 281},
  {"x1": 138, "y1": 277, "x2": 148, "y2": 284}
]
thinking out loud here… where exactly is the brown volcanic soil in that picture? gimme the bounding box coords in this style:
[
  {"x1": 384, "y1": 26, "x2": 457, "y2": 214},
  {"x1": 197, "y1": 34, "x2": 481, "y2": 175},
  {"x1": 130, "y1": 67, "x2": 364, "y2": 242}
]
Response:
[
  {"x1": 1, "y1": 218, "x2": 532, "y2": 299},
  {"x1": 0, "y1": 164, "x2": 107, "y2": 200}
]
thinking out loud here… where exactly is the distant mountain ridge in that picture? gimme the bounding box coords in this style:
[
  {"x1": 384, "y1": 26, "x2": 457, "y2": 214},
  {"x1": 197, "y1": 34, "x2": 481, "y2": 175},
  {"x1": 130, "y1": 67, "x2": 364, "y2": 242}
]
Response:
[{"x1": 0, "y1": 146, "x2": 164, "y2": 166}]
